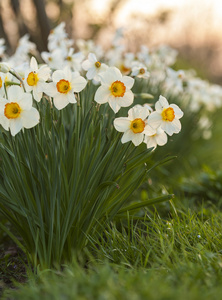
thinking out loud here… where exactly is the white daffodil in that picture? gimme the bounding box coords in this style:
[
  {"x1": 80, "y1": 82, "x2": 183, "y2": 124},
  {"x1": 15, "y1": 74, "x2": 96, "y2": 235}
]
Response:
[
  {"x1": 41, "y1": 49, "x2": 65, "y2": 70},
  {"x1": 164, "y1": 68, "x2": 185, "y2": 94},
  {"x1": 148, "y1": 95, "x2": 183, "y2": 136},
  {"x1": 44, "y1": 67, "x2": 87, "y2": 110},
  {"x1": 144, "y1": 126, "x2": 168, "y2": 149},
  {"x1": 113, "y1": 105, "x2": 150, "y2": 146},
  {"x1": 131, "y1": 63, "x2": 150, "y2": 79},
  {"x1": 95, "y1": 67, "x2": 134, "y2": 113},
  {"x1": 24, "y1": 57, "x2": 51, "y2": 102},
  {"x1": 0, "y1": 86, "x2": 40, "y2": 136},
  {"x1": 64, "y1": 48, "x2": 85, "y2": 72},
  {"x1": 82, "y1": 53, "x2": 108, "y2": 81}
]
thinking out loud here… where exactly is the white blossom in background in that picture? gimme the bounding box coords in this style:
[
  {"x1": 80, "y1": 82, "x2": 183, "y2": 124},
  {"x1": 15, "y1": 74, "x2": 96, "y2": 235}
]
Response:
[
  {"x1": 0, "y1": 86, "x2": 40, "y2": 136},
  {"x1": 82, "y1": 53, "x2": 108, "y2": 81},
  {"x1": 24, "y1": 57, "x2": 51, "y2": 102},
  {"x1": 156, "y1": 45, "x2": 178, "y2": 66},
  {"x1": 164, "y1": 68, "x2": 185, "y2": 94},
  {"x1": 8, "y1": 35, "x2": 37, "y2": 67},
  {"x1": 48, "y1": 22, "x2": 73, "y2": 52},
  {"x1": 76, "y1": 39, "x2": 104, "y2": 58},
  {"x1": 131, "y1": 62, "x2": 150, "y2": 79},
  {"x1": 114, "y1": 105, "x2": 151, "y2": 146},
  {"x1": 148, "y1": 95, "x2": 183, "y2": 136},
  {"x1": 95, "y1": 67, "x2": 134, "y2": 113},
  {"x1": 64, "y1": 48, "x2": 85, "y2": 72},
  {"x1": 41, "y1": 49, "x2": 65, "y2": 70},
  {"x1": 114, "y1": 52, "x2": 135, "y2": 75},
  {"x1": 44, "y1": 67, "x2": 87, "y2": 110},
  {"x1": 137, "y1": 45, "x2": 151, "y2": 66}
]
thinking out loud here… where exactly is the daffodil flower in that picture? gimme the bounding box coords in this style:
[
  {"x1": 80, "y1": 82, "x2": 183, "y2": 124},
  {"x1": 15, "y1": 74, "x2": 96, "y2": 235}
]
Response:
[
  {"x1": 24, "y1": 57, "x2": 51, "y2": 102},
  {"x1": 44, "y1": 67, "x2": 87, "y2": 110},
  {"x1": 82, "y1": 53, "x2": 108, "y2": 81},
  {"x1": 148, "y1": 95, "x2": 183, "y2": 136},
  {"x1": 113, "y1": 105, "x2": 150, "y2": 146},
  {"x1": 0, "y1": 86, "x2": 40, "y2": 136},
  {"x1": 95, "y1": 67, "x2": 134, "y2": 113},
  {"x1": 144, "y1": 126, "x2": 168, "y2": 149}
]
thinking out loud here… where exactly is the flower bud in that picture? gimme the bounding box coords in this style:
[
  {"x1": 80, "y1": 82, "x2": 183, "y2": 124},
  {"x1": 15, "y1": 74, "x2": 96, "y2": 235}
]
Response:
[{"x1": 0, "y1": 63, "x2": 11, "y2": 73}]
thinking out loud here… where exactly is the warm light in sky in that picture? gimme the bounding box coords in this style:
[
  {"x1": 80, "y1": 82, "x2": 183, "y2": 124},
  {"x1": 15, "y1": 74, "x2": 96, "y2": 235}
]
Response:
[{"x1": 91, "y1": 0, "x2": 222, "y2": 28}]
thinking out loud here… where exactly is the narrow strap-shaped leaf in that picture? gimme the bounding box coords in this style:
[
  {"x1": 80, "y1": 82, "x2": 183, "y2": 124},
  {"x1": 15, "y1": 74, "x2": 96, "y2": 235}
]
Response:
[{"x1": 117, "y1": 194, "x2": 174, "y2": 214}]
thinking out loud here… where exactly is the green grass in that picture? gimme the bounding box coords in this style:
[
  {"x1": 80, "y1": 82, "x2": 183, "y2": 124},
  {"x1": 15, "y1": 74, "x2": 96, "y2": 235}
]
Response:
[{"x1": 2, "y1": 203, "x2": 222, "y2": 299}]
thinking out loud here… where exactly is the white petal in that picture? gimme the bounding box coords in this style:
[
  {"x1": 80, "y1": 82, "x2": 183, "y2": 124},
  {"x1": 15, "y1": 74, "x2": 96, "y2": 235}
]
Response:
[
  {"x1": 159, "y1": 95, "x2": 169, "y2": 107},
  {"x1": 113, "y1": 118, "x2": 131, "y2": 132},
  {"x1": 18, "y1": 92, "x2": 33, "y2": 110},
  {"x1": 71, "y1": 76, "x2": 87, "y2": 92},
  {"x1": 128, "y1": 105, "x2": 149, "y2": 120},
  {"x1": 10, "y1": 118, "x2": 23, "y2": 136},
  {"x1": 86, "y1": 68, "x2": 97, "y2": 80},
  {"x1": 170, "y1": 104, "x2": 184, "y2": 119},
  {"x1": 0, "y1": 116, "x2": 9, "y2": 131},
  {"x1": 94, "y1": 86, "x2": 110, "y2": 104},
  {"x1": 38, "y1": 65, "x2": 51, "y2": 81},
  {"x1": 82, "y1": 60, "x2": 93, "y2": 71},
  {"x1": 7, "y1": 86, "x2": 24, "y2": 102},
  {"x1": 52, "y1": 70, "x2": 66, "y2": 82},
  {"x1": 100, "y1": 67, "x2": 121, "y2": 85},
  {"x1": 171, "y1": 118, "x2": 182, "y2": 133},
  {"x1": 66, "y1": 91, "x2": 77, "y2": 104},
  {"x1": 121, "y1": 130, "x2": 135, "y2": 143},
  {"x1": 132, "y1": 133, "x2": 144, "y2": 146},
  {"x1": 155, "y1": 95, "x2": 169, "y2": 112},
  {"x1": 43, "y1": 82, "x2": 57, "y2": 97},
  {"x1": 33, "y1": 87, "x2": 42, "y2": 102},
  {"x1": 63, "y1": 67, "x2": 72, "y2": 81},
  {"x1": 155, "y1": 131, "x2": 168, "y2": 146},
  {"x1": 88, "y1": 53, "x2": 97, "y2": 63},
  {"x1": 121, "y1": 76, "x2": 134, "y2": 89},
  {"x1": 161, "y1": 122, "x2": 175, "y2": 136},
  {"x1": 148, "y1": 112, "x2": 162, "y2": 128},
  {"x1": 117, "y1": 90, "x2": 134, "y2": 107},
  {"x1": 143, "y1": 124, "x2": 156, "y2": 136},
  {"x1": 21, "y1": 108, "x2": 40, "y2": 128},
  {"x1": 108, "y1": 98, "x2": 121, "y2": 113},
  {"x1": 53, "y1": 94, "x2": 69, "y2": 110},
  {"x1": 30, "y1": 57, "x2": 38, "y2": 71},
  {"x1": 145, "y1": 136, "x2": 157, "y2": 149}
]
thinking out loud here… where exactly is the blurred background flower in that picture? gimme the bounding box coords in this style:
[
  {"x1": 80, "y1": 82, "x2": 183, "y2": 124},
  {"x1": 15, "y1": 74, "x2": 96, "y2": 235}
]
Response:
[{"x1": 1, "y1": 0, "x2": 222, "y2": 83}]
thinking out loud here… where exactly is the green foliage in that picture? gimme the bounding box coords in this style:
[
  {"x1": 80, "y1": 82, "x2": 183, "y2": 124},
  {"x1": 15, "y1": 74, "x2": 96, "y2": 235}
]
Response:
[
  {"x1": 182, "y1": 166, "x2": 222, "y2": 206},
  {"x1": 0, "y1": 83, "x2": 172, "y2": 268},
  {"x1": 3, "y1": 209, "x2": 222, "y2": 300}
]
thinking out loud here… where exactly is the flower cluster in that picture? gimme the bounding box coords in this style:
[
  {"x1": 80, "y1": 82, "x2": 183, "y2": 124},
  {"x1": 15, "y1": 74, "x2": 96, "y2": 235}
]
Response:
[
  {"x1": 0, "y1": 22, "x2": 184, "y2": 148},
  {"x1": 114, "y1": 95, "x2": 183, "y2": 149}
]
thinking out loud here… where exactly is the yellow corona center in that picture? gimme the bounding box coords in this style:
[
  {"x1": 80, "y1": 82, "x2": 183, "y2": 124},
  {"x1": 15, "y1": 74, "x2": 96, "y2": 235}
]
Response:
[
  {"x1": 130, "y1": 118, "x2": 145, "y2": 134},
  {"x1": 66, "y1": 56, "x2": 72, "y2": 61},
  {"x1": 139, "y1": 68, "x2": 145, "y2": 74},
  {"x1": 110, "y1": 80, "x2": 126, "y2": 97},
  {"x1": 4, "y1": 102, "x2": 22, "y2": 119},
  {"x1": 161, "y1": 107, "x2": 175, "y2": 122},
  {"x1": 56, "y1": 79, "x2": 71, "y2": 94},
  {"x1": 27, "y1": 72, "x2": 39, "y2": 86},
  {"x1": 95, "y1": 61, "x2": 101, "y2": 68},
  {"x1": 0, "y1": 77, "x2": 2, "y2": 89}
]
